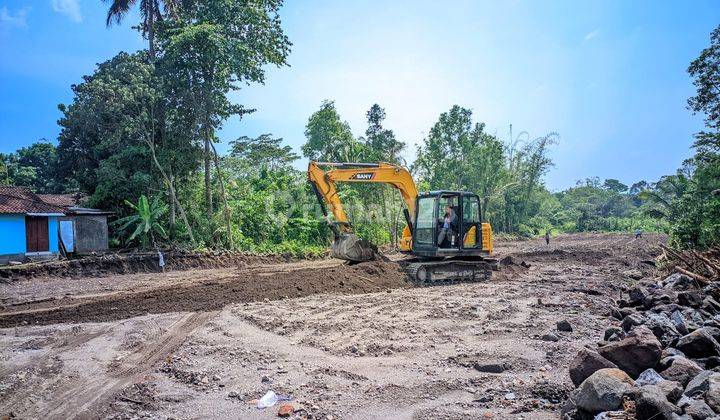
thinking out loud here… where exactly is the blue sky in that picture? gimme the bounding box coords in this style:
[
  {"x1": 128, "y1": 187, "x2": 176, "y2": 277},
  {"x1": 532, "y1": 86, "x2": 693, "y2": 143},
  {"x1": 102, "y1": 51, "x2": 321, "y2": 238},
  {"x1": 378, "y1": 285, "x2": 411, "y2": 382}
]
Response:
[{"x1": 1, "y1": 0, "x2": 718, "y2": 190}]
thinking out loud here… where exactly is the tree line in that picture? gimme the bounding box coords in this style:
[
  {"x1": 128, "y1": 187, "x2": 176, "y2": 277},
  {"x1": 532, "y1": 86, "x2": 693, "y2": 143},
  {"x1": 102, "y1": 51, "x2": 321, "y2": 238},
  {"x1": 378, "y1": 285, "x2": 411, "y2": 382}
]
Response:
[{"x1": 1, "y1": 2, "x2": 718, "y2": 253}]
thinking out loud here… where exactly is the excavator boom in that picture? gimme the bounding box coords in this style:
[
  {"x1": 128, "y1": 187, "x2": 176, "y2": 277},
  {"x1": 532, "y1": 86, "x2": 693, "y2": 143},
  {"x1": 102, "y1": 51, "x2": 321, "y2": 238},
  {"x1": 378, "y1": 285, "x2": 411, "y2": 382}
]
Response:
[{"x1": 308, "y1": 162, "x2": 418, "y2": 261}]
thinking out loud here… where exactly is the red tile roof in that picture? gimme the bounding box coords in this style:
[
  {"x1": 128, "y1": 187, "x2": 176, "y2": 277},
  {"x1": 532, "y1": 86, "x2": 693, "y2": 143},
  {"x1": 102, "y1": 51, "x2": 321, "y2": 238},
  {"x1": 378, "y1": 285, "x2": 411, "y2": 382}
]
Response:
[
  {"x1": 0, "y1": 186, "x2": 66, "y2": 214},
  {"x1": 37, "y1": 194, "x2": 80, "y2": 208}
]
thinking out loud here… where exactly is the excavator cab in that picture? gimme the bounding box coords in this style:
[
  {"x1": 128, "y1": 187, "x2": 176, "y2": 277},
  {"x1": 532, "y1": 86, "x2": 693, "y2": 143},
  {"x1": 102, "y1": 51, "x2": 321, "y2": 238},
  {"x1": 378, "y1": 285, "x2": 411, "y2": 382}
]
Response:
[{"x1": 412, "y1": 191, "x2": 491, "y2": 258}]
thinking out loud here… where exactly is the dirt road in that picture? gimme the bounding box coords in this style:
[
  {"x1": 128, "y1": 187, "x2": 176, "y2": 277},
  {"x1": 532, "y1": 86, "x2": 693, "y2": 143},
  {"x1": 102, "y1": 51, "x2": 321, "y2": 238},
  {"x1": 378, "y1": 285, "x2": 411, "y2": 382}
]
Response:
[{"x1": 0, "y1": 233, "x2": 663, "y2": 419}]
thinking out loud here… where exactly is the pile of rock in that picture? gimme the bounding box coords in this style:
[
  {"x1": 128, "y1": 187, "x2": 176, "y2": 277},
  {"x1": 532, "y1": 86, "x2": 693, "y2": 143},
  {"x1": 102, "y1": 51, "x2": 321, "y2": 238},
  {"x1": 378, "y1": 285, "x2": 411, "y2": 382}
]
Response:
[{"x1": 564, "y1": 273, "x2": 720, "y2": 419}]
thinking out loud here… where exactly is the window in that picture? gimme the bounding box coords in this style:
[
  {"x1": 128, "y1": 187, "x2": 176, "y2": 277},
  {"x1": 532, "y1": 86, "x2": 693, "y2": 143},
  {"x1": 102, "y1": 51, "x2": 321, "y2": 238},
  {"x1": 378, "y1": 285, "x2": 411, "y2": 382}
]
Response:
[
  {"x1": 414, "y1": 197, "x2": 435, "y2": 245},
  {"x1": 462, "y1": 196, "x2": 481, "y2": 248}
]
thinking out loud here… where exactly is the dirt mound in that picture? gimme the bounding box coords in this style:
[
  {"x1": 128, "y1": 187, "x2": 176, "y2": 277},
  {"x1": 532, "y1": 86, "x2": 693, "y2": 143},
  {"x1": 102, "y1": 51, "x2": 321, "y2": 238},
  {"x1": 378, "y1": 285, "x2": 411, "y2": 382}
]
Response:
[
  {"x1": 0, "y1": 260, "x2": 409, "y2": 328},
  {"x1": 0, "y1": 251, "x2": 289, "y2": 283}
]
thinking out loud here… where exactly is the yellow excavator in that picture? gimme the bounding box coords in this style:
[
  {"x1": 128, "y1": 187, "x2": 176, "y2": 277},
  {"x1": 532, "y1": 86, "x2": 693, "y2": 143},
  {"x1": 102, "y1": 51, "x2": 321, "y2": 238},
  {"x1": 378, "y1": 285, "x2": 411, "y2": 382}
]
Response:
[{"x1": 307, "y1": 161, "x2": 497, "y2": 284}]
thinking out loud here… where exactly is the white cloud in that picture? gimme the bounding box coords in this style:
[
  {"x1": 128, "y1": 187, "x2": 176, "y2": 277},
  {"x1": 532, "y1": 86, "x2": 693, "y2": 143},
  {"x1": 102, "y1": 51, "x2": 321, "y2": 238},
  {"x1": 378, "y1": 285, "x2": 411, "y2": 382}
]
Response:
[
  {"x1": 584, "y1": 29, "x2": 599, "y2": 41},
  {"x1": 0, "y1": 6, "x2": 29, "y2": 28},
  {"x1": 51, "y1": 0, "x2": 82, "y2": 23}
]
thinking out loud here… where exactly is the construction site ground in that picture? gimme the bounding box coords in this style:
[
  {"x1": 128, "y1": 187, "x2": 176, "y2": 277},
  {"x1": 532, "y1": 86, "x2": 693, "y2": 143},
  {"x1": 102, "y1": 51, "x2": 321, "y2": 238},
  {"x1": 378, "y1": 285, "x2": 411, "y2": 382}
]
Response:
[{"x1": 0, "y1": 233, "x2": 662, "y2": 419}]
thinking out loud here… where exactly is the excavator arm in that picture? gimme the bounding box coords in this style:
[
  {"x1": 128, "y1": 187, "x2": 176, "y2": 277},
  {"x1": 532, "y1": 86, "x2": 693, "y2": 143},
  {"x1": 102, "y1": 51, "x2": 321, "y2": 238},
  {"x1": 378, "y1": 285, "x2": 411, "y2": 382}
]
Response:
[{"x1": 308, "y1": 161, "x2": 418, "y2": 261}]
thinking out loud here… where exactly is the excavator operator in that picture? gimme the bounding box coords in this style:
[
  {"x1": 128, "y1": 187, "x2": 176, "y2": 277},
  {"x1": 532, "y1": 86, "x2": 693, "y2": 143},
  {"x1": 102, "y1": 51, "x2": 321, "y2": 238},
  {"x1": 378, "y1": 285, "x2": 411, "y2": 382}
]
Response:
[{"x1": 437, "y1": 205, "x2": 458, "y2": 247}]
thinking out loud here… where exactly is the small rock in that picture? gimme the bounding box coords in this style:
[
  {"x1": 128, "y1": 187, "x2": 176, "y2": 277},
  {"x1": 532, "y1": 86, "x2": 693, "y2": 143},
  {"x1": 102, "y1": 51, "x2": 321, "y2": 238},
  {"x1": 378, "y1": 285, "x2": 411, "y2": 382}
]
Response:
[
  {"x1": 604, "y1": 327, "x2": 624, "y2": 341},
  {"x1": 573, "y1": 368, "x2": 636, "y2": 413},
  {"x1": 474, "y1": 394, "x2": 494, "y2": 403},
  {"x1": 635, "y1": 368, "x2": 664, "y2": 386},
  {"x1": 556, "y1": 320, "x2": 573, "y2": 332},
  {"x1": 261, "y1": 375, "x2": 271, "y2": 383},
  {"x1": 474, "y1": 362, "x2": 508, "y2": 374},
  {"x1": 670, "y1": 311, "x2": 690, "y2": 336},
  {"x1": 277, "y1": 403, "x2": 294, "y2": 417},
  {"x1": 624, "y1": 270, "x2": 644, "y2": 280},
  {"x1": 541, "y1": 333, "x2": 559, "y2": 342},
  {"x1": 228, "y1": 391, "x2": 238, "y2": 398},
  {"x1": 621, "y1": 313, "x2": 645, "y2": 332},
  {"x1": 212, "y1": 374, "x2": 221, "y2": 382},
  {"x1": 504, "y1": 392, "x2": 516, "y2": 400},
  {"x1": 666, "y1": 273, "x2": 692, "y2": 290}
]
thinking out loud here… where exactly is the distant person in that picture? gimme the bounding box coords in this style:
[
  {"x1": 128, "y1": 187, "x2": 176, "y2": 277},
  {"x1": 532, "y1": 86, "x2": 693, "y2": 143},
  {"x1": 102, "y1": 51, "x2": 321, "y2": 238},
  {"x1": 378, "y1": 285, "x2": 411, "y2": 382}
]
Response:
[
  {"x1": 635, "y1": 228, "x2": 642, "y2": 239},
  {"x1": 437, "y1": 205, "x2": 457, "y2": 247},
  {"x1": 545, "y1": 231, "x2": 551, "y2": 245}
]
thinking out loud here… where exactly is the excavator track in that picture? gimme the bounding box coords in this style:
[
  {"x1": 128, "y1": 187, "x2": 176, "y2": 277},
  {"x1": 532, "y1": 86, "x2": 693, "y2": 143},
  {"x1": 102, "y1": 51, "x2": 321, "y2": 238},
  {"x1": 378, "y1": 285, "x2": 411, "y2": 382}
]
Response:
[{"x1": 404, "y1": 259, "x2": 498, "y2": 286}]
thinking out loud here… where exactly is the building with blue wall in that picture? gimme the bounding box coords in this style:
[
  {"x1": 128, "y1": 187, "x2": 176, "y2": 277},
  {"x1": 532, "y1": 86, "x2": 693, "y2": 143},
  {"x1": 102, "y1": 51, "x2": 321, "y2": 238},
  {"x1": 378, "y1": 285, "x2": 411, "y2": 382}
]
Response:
[{"x1": 0, "y1": 187, "x2": 65, "y2": 264}]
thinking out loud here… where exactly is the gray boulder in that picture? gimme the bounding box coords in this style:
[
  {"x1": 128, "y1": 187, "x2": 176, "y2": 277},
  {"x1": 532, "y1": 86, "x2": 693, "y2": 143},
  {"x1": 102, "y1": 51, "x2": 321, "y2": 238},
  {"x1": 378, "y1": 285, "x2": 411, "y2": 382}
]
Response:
[
  {"x1": 637, "y1": 368, "x2": 665, "y2": 386},
  {"x1": 684, "y1": 371, "x2": 715, "y2": 398},
  {"x1": 605, "y1": 326, "x2": 625, "y2": 341},
  {"x1": 676, "y1": 328, "x2": 720, "y2": 358},
  {"x1": 569, "y1": 348, "x2": 618, "y2": 387},
  {"x1": 684, "y1": 397, "x2": 715, "y2": 419},
  {"x1": 646, "y1": 313, "x2": 681, "y2": 344},
  {"x1": 679, "y1": 291, "x2": 704, "y2": 308},
  {"x1": 630, "y1": 286, "x2": 650, "y2": 306},
  {"x1": 660, "y1": 356, "x2": 703, "y2": 387},
  {"x1": 671, "y1": 311, "x2": 690, "y2": 336},
  {"x1": 598, "y1": 326, "x2": 663, "y2": 378},
  {"x1": 705, "y1": 372, "x2": 720, "y2": 412},
  {"x1": 665, "y1": 273, "x2": 692, "y2": 290},
  {"x1": 626, "y1": 384, "x2": 682, "y2": 420},
  {"x1": 574, "y1": 368, "x2": 636, "y2": 413}
]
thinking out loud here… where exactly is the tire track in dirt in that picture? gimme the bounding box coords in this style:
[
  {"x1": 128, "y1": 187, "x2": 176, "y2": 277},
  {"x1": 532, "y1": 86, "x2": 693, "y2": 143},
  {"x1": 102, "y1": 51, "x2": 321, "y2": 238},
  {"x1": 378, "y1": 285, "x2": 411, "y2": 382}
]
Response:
[{"x1": 39, "y1": 311, "x2": 217, "y2": 419}]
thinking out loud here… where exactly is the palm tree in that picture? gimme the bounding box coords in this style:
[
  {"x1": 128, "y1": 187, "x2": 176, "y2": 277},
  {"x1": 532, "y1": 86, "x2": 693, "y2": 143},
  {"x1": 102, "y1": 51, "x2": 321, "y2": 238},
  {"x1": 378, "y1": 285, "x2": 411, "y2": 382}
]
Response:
[{"x1": 103, "y1": 0, "x2": 178, "y2": 59}]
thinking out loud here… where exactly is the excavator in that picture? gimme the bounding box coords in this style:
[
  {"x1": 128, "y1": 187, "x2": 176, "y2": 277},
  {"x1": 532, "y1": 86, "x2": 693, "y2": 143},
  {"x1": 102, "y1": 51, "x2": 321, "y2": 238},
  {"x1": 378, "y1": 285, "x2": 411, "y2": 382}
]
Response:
[{"x1": 307, "y1": 161, "x2": 497, "y2": 285}]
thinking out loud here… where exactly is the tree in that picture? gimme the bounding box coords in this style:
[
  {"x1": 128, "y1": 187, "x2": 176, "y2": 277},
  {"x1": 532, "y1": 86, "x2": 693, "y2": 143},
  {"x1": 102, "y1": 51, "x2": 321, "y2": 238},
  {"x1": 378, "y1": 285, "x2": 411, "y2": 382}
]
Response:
[
  {"x1": 603, "y1": 179, "x2": 628, "y2": 193},
  {"x1": 0, "y1": 140, "x2": 64, "y2": 193},
  {"x1": 688, "y1": 24, "x2": 720, "y2": 152},
  {"x1": 302, "y1": 100, "x2": 361, "y2": 161},
  {"x1": 159, "y1": 0, "x2": 291, "y2": 220},
  {"x1": 56, "y1": 52, "x2": 157, "y2": 211},
  {"x1": 364, "y1": 104, "x2": 405, "y2": 163},
  {"x1": 104, "y1": 0, "x2": 178, "y2": 59},
  {"x1": 229, "y1": 134, "x2": 298, "y2": 171}
]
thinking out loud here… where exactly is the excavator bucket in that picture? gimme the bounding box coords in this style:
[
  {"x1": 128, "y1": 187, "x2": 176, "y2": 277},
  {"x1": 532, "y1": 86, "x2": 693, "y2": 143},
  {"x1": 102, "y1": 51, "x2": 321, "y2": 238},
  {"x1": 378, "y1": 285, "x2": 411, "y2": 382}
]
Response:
[{"x1": 331, "y1": 233, "x2": 377, "y2": 262}]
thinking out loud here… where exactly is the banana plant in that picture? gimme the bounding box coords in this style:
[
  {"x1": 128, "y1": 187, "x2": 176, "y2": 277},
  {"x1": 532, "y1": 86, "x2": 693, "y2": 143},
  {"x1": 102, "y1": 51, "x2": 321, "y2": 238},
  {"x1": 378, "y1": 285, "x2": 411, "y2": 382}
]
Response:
[{"x1": 114, "y1": 195, "x2": 167, "y2": 247}]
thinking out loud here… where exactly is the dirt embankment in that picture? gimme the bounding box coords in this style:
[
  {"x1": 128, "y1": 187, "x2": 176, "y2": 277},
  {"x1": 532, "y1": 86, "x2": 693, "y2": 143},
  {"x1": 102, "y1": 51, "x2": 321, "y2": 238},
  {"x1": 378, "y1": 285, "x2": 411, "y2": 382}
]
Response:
[
  {"x1": 0, "y1": 251, "x2": 294, "y2": 282},
  {"x1": 0, "y1": 260, "x2": 409, "y2": 328}
]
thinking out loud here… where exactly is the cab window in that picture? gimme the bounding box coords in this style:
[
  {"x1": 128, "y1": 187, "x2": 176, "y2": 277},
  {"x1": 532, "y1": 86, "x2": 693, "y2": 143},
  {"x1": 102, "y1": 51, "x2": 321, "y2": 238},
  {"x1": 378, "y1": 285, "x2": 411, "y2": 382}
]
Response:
[{"x1": 414, "y1": 197, "x2": 435, "y2": 245}]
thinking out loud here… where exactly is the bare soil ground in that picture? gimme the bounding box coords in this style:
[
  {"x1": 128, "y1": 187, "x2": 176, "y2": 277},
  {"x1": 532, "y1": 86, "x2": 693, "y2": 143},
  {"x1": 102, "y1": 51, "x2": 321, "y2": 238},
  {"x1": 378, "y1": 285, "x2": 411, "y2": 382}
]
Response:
[{"x1": 0, "y1": 233, "x2": 664, "y2": 419}]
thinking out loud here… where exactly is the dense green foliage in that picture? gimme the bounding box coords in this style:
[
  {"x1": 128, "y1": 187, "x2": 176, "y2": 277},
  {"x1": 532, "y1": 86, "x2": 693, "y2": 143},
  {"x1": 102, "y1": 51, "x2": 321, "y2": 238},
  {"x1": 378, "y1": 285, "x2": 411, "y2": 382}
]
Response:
[{"x1": 4, "y1": 5, "x2": 719, "y2": 254}]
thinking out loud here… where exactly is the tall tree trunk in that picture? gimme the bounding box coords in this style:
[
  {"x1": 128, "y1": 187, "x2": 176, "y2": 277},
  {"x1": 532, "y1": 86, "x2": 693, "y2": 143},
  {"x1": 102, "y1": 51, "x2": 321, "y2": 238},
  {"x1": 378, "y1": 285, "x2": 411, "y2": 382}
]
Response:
[
  {"x1": 210, "y1": 143, "x2": 234, "y2": 249},
  {"x1": 169, "y1": 168, "x2": 176, "y2": 231},
  {"x1": 204, "y1": 131, "x2": 213, "y2": 218},
  {"x1": 147, "y1": 0, "x2": 156, "y2": 60},
  {"x1": 144, "y1": 138, "x2": 195, "y2": 244}
]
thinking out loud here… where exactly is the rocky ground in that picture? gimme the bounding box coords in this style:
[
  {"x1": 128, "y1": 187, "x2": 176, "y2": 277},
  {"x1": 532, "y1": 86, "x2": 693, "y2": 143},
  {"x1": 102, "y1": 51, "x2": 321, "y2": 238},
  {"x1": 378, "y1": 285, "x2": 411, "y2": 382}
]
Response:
[
  {"x1": 0, "y1": 233, "x2": 663, "y2": 419},
  {"x1": 563, "y1": 249, "x2": 720, "y2": 419}
]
